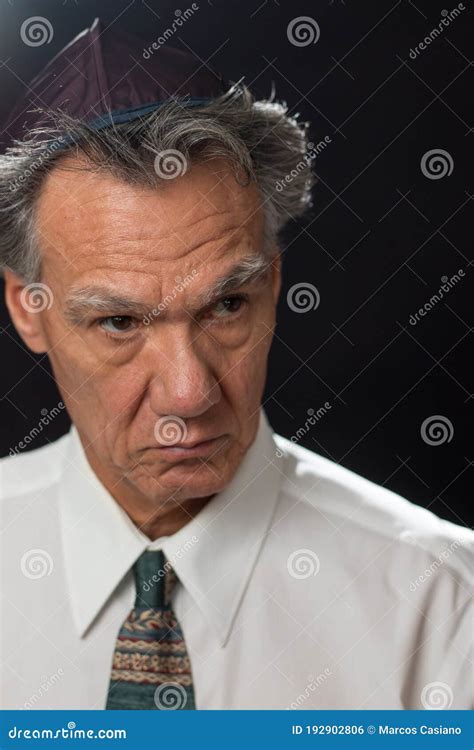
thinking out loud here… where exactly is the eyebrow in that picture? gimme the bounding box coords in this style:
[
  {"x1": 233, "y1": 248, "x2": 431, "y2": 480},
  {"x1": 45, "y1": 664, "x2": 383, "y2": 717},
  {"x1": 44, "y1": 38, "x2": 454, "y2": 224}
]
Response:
[{"x1": 63, "y1": 254, "x2": 272, "y2": 325}]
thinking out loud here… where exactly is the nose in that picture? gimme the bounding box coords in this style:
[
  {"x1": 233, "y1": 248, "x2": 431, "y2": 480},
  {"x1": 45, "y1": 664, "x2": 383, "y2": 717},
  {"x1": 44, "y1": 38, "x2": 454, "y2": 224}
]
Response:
[{"x1": 147, "y1": 327, "x2": 221, "y2": 419}]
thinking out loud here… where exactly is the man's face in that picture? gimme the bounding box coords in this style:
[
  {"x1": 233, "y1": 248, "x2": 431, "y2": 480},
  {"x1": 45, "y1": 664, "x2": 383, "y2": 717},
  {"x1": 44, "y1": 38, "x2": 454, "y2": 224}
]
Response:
[{"x1": 6, "y1": 155, "x2": 281, "y2": 508}]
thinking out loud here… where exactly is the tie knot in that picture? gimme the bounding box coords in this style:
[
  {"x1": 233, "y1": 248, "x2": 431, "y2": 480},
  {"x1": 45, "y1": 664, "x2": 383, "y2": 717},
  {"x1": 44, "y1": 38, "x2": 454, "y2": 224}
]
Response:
[{"x1": 133, "y1": 550, "x2": 178, "y2": 608}]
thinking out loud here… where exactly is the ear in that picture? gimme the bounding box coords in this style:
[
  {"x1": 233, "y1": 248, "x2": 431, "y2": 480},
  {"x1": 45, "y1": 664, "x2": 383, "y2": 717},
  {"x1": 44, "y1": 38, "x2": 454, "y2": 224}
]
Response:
[
  {"x1": 3, "y1": 270, "x2": 51, "y2": 354},
  {"x1": 271, "y1": 252, "x2": 282, "y2": 303}
]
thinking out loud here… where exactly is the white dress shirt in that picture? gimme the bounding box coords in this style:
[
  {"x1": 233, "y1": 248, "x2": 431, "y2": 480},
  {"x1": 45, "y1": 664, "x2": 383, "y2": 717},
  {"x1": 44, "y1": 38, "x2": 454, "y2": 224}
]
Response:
[{"x1": 1, "y1": 409, "x2": 472, "y2": 710}]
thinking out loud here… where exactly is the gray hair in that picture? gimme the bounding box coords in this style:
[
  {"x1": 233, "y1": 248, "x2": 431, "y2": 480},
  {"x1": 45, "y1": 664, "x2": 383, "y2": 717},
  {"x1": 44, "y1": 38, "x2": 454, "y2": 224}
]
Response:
[{"x1": 0, "y1": 81, "x2": 315, "y2": 283}]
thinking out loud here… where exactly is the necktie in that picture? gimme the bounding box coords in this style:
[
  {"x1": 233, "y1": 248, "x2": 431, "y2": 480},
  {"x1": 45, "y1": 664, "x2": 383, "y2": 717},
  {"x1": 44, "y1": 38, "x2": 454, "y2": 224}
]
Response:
[{"x1": 106, "y1": 550, "x2": 196, "y2": 709}]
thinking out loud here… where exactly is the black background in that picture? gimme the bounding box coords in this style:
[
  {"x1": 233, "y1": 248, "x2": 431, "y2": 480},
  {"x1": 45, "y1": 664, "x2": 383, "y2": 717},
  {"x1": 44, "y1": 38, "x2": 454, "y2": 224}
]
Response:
[{"x1": 0, "y1": 0, "x2": 472, "y2": 526}]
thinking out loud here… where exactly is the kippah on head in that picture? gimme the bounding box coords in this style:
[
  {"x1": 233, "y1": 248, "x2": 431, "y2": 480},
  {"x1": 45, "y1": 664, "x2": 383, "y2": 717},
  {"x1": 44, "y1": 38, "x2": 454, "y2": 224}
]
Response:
[{"x1": 1, "y1": 17, "x2": 227, "y2": 151}]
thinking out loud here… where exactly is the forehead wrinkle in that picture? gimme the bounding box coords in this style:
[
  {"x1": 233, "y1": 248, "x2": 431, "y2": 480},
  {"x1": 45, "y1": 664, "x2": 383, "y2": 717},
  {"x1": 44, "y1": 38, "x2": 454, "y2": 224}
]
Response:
[
  {"x1": 60, "y1": 221, "x2": 248, "y2": 271},
  {"x1": 63, "y1": 253, "x2": 270, "y2": 326},
  {"x1": 149, "y1": 221, "x2": 246, "y2": 263},
  {"x1": 159, "y1": 205, "x2": 235, "y2": 235},
  {"x1": 39, "y1": 166, "x2": 263, "y2": 274}
]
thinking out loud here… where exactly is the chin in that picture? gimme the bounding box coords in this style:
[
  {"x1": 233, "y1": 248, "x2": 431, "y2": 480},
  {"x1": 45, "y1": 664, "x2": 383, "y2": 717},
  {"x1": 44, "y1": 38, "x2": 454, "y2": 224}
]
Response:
[
  {"x1": 126, "y1": 434, "x2": 245, "y2": 501},
  {"x1": 159, "y1": 460, "x2": 232, "y2": 494}
]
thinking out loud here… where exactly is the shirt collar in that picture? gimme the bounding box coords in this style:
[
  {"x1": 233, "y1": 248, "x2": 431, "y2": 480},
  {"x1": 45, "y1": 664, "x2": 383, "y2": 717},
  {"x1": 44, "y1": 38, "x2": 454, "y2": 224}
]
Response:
[{"x1": 59, "y1": 409, "x2": 283, "y2": 645}]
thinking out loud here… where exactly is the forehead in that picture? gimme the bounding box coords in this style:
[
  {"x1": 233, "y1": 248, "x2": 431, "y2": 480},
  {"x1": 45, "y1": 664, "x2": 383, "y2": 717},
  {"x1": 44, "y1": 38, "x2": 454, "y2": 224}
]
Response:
[{"x1": 35, "y1": 154, "x2": 264, "y2": 279}]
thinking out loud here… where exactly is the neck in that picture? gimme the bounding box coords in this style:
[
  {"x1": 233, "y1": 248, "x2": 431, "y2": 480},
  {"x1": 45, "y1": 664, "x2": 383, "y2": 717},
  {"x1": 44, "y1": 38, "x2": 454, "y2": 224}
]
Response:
[{"x1": 125, "y1": 495, "x2": 213, "y2": 540}]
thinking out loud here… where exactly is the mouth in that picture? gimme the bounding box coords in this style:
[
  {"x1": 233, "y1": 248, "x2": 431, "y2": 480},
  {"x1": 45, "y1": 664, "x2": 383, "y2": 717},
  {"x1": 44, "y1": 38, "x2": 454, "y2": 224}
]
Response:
[{"x1": 153, "y1": 434, "x2": 229, "y2": 460}]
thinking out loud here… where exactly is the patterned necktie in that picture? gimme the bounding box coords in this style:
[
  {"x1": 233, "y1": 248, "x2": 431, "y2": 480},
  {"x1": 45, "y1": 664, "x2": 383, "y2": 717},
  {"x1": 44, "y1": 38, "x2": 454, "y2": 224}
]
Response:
[{"x1": 106, "y1": 550, "x2": 196, "y2": 709}]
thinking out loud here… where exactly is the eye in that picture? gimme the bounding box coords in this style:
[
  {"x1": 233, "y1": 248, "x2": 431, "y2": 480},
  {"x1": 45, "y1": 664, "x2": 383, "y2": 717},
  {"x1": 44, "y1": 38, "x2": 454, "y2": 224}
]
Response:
[
  {"x1": 204, "y1": 294, "x2": 248, "y2": 321},
  {"x1": 99, "y1": 315, "x2": 137, "y2": 335}
]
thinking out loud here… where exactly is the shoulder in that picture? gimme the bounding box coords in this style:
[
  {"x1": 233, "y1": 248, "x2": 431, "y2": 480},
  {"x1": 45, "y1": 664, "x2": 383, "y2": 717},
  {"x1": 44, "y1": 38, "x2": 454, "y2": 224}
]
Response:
[
  {"x1": 273, "y1": 433, "x2": 473, "y2": 584},
  {"x1": 0, "y1": 431, "x2": 70, "y2": 500}
]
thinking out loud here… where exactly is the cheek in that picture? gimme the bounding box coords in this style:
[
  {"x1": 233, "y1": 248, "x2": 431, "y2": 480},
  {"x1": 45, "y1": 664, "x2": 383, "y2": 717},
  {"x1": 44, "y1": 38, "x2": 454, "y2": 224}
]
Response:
[
  {"x1": 222, "y1": 334, "x2": 272, "y2": 411},
  {"x1": 198, "y1": 299, "x2": 276, "y2": 410},
  {"x1": 47, "y1": 334, "x2": 146, "y2": 429}
]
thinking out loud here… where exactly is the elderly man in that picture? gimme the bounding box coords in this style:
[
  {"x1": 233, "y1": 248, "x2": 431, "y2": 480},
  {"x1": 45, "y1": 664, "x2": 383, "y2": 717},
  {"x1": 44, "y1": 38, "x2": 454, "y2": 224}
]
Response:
[{"x1": 0, "y1": 19, "x2": 472, "y2": 711}]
